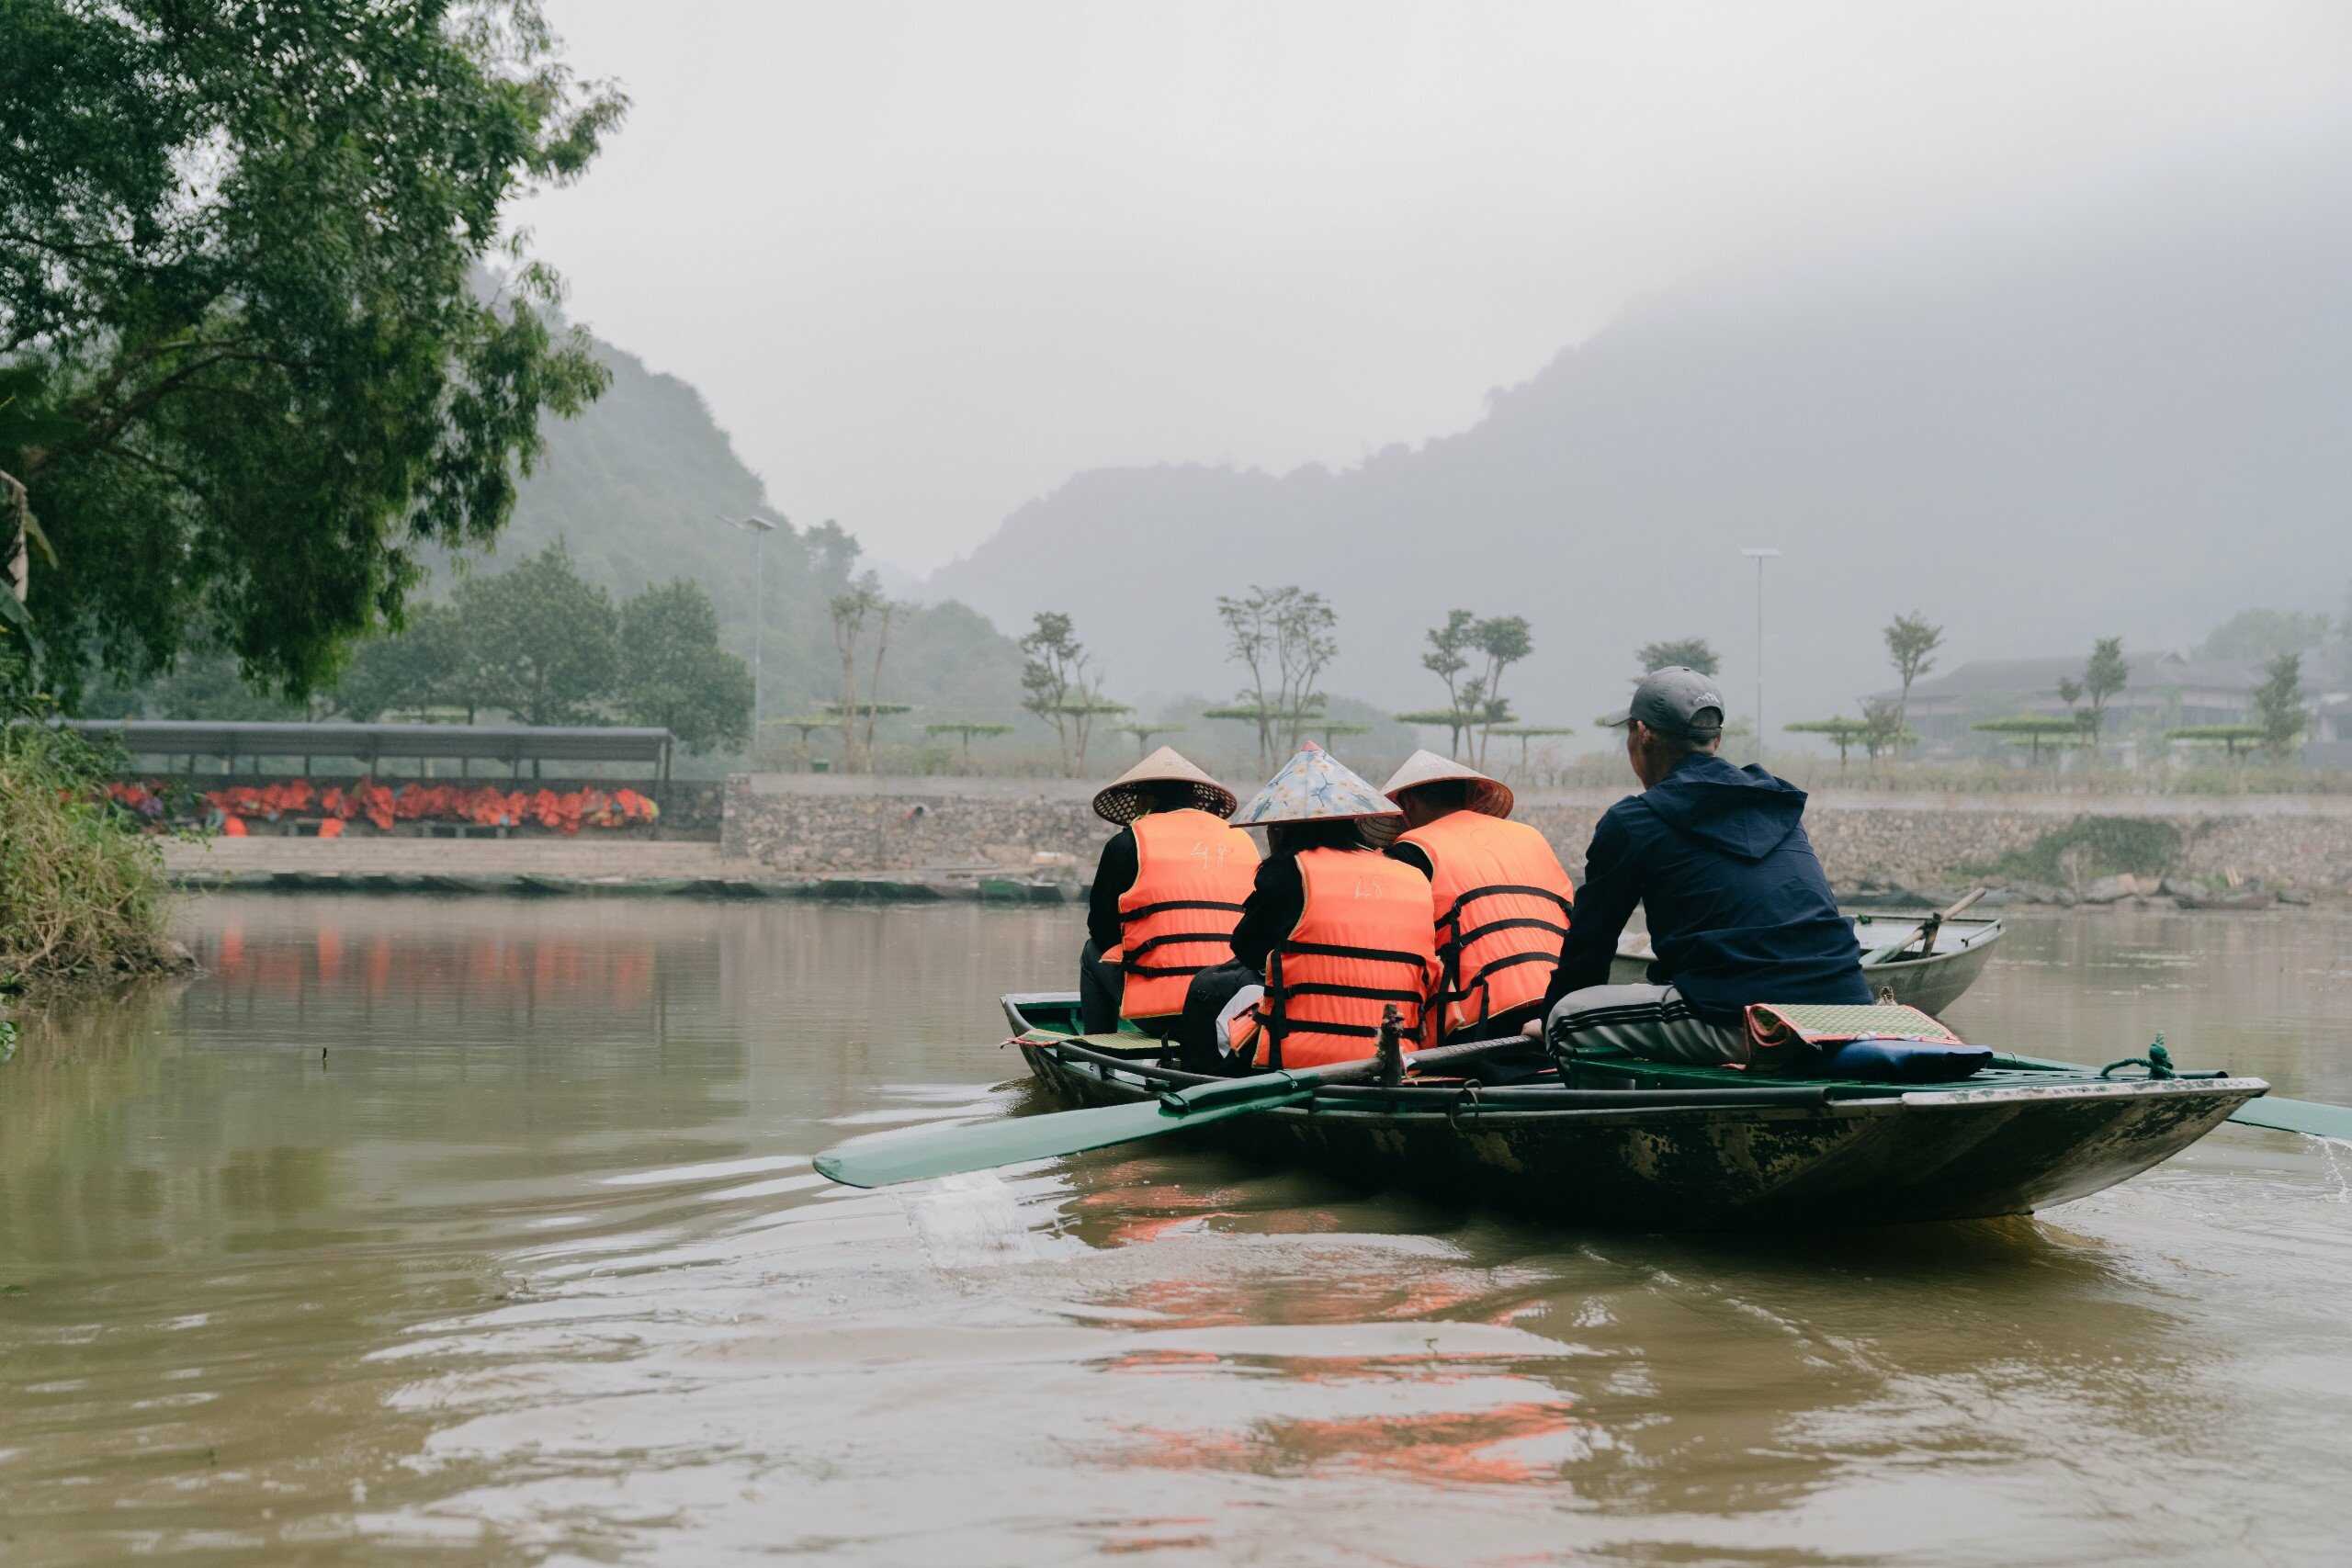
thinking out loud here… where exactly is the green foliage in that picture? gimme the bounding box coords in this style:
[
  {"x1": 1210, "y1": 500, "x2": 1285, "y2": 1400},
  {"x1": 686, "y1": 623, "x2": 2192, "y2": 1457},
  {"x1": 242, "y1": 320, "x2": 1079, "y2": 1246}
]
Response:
[
  {"x1": 1010, "y1": 616, "x2": 1127, "y2": 773},
  {"x1": 1487, "y1": 724, "x2": 1575, "y2": 769},
  {"x1": 1787, "y1": 716, "x2": 1873, "y2": 766},
  {"x1": 79, "y1": 644, "x2": 307, "y2": 722},
  {"x1": 1973, "y1": 714, "x2": 2090, "y2": 761},
  {"x1": 1217, "y1": 585, "x2": 1338, "y2": 764},
  {"x1": 3, "y1": 0, "x2": 626, "y2": 701},
  {"x1": 2165, "y1": 724, "x2": 2267, "y2": 759},
  {"x1": 1636, "y1": 637, "x2": 1719, "y2": 676},
  {"x1": 2198, "y1": 608, "x2": 2333, "y2": 664},
  {"x1": 1470, "y1": 615, "x2": 1532, "y2": 766},
  {"x1": 0, "y1": 697, "x2": 171, "y2": 980},
  {"x1": 1883, "y1": 611, "x2": 1943, "y2": 732},
  {"x1": 2082, "y1": 637, "x2": 2129, "y2": 739},
  {"x1": 2252, "y1": 652, "x2": 2306, "y2": 760},
  {"x1": 1419, "y1": 610, "x2": 1478, "y2": 756},
  {"x1": 925, "y1": 720, "x2": 1015, "y2": 768},
  {"x1": 334, "y1": 604, "x2": 474, "y2": 722},
  {"x1": 1984, "y1": 817, "x2": 2183, "y2": 885},
  {"x1": 618, "y1": 580, "x2": 752, "y2": 754},
  {"x1": 454, "y1": 542, "x2": 617, "y2": 727}
]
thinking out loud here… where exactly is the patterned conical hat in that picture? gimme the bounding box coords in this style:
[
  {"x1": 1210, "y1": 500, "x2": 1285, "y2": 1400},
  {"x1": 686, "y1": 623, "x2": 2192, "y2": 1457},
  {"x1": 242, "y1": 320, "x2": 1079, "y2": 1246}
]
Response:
[
  {"x1": 1380, "y1": 750, "x2": 1515, "y2": 818},
  {"x1": 1091, "y1": 746, "x2": 1240, "y2": 825},
  {"x1": 1230, "y1": 741, "x2": 1401, "y2": 828}
]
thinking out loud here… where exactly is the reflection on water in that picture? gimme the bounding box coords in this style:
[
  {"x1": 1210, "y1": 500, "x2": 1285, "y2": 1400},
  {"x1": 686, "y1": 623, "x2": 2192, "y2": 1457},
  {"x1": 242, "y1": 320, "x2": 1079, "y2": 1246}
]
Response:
[{"x1": 2, "y1": 897, "x2": 2349, "y2": 1563}]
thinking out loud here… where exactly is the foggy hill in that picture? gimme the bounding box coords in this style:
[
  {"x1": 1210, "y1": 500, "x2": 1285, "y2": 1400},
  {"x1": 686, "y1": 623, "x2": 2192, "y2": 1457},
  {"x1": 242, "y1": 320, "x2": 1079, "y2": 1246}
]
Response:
[
  {"x1": 498, "y1": 337, "x2": 1026, "y2": 722},
  {"x1": 928, "y1": 159, "x2": 2352, "y2": 743}
]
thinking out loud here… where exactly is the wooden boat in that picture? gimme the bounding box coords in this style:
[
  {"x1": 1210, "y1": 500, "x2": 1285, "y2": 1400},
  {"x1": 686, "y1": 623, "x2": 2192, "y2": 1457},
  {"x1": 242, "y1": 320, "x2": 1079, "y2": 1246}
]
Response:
[
  {"x1": 1611, "y1": 908, "x2": 2004, "y2": 1018},
  {"x1": 999, "y1": 991, "x2": 2265, "y2": 1230}
]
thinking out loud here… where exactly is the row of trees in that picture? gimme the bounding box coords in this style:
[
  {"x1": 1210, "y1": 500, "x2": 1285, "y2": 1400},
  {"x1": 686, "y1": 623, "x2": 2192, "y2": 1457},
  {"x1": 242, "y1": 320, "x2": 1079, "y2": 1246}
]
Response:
[
  {"x1": 1400, "y1": 611, "x2": 1536, "y2": 763},
  {"x1": 333, "y1": 544, "x2": 752, "y2": 752}
]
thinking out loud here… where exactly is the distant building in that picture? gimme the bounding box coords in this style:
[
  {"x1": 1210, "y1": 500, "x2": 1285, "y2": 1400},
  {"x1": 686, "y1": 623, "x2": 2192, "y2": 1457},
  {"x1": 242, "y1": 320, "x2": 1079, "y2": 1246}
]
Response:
[{"x1": 1868, "y1": 652, "x2": 2268, "y2": 753}]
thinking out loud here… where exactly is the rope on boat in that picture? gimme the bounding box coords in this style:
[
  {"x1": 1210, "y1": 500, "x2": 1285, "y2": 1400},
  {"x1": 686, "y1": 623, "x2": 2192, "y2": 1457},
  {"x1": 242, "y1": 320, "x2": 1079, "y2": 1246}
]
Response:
[{"x1": 2099, "y1": 1036, "x2": 2232, "y2": 1081}]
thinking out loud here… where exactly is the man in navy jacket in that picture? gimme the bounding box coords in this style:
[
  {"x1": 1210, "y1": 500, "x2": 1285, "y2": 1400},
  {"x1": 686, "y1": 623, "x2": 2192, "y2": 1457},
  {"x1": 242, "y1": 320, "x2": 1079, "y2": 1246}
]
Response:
[{"x1": 1532, "y1": 667, "x2": 1868, "y2": 1066}]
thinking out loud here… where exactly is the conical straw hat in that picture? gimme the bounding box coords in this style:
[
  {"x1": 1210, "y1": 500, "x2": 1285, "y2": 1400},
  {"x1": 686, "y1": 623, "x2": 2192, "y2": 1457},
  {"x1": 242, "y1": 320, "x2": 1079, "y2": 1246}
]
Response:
[
  {"x1": 1091, "y1": 746, "x2": 1240, "y2": 824},
  {"x1": 1230, "y1": 741, "x2": 1401, "y2": 829},
  {"x1": 1380, "y1": 750, "x2": 1515, "y2": 818}
]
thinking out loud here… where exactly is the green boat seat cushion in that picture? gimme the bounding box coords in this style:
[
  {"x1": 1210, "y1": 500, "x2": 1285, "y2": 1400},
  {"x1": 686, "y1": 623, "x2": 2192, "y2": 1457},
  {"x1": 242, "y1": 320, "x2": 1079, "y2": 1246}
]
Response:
[{"x1": 1817, "y1": 1038, "x2": 1992, "y2": 1082}]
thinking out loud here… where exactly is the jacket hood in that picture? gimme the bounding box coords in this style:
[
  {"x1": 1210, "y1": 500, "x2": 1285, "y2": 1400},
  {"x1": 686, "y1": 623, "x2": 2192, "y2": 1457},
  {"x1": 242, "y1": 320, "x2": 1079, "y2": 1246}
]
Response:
[{"x1": 1640, "y1": 753, "x2": 1808, "y2": 863}]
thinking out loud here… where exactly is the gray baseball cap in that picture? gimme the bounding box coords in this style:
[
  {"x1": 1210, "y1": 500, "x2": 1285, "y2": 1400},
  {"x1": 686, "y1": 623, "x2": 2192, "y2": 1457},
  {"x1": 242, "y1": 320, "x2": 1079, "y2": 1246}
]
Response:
[{"x1": 1600, "y1": 666, "x2": 1726, "y2": 739}]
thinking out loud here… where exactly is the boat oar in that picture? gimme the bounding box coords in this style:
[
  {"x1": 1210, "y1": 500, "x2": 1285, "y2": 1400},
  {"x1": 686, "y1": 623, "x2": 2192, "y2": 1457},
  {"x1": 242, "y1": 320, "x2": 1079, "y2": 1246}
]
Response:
[
  {"x1": 1863, "y1": 886, "x2": 1988, "y2": 964},
  {"x1": 816, "y1": 1021, "x2": 1526, "y2": 1190}
]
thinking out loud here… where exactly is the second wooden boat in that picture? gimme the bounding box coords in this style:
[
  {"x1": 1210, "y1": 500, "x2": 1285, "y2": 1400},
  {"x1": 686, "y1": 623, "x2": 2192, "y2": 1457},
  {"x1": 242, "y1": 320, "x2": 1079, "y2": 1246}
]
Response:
[{"x1": 1612, "y1": 908, "x2": 2004, "y2": 1017}]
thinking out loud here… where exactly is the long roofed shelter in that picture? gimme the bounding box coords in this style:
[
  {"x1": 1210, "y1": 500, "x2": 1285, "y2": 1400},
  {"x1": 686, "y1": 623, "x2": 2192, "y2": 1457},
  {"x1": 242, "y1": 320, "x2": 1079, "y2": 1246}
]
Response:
[{"x1": 62, "y1": 720, "x2": 676, "y2": 785}]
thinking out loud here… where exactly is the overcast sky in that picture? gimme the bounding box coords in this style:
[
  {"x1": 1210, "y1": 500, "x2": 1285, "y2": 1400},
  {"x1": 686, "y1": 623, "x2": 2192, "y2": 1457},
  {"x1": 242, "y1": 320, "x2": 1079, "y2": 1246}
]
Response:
[{"x1": 518, "y1": 1, "x2": 2350, "y2": 574}]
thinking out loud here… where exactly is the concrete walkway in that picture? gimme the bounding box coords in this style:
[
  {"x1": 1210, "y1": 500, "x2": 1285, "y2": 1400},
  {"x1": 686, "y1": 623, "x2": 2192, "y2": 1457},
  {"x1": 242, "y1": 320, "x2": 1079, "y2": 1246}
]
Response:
[
  {"x1": 159, "y1": 835, "x2": 1073, "y2": 902},
  {"x1": 164, "y1": 836, "x2": 747, "y2": 882}
]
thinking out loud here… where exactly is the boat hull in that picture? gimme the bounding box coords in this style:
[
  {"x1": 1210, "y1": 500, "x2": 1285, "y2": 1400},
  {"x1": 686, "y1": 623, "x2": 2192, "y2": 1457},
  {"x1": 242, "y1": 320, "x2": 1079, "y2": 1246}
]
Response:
[{"x1": 1001, "y1": 995, "x2": 2263, "y2": 1231}]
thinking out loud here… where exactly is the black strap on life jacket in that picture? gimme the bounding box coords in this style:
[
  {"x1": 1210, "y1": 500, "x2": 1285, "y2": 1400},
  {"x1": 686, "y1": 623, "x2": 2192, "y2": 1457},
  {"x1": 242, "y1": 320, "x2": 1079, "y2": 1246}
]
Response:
[
  {"x1": 1118, "y1": 899, "x2": 1248, "y2": 977},
  {"x1": 1433, "y1": 883, "x2": 1573, "y2": 1024},
  {"x1": 1261, "y1": 941, "x2": 1428, "y2": 1071}
]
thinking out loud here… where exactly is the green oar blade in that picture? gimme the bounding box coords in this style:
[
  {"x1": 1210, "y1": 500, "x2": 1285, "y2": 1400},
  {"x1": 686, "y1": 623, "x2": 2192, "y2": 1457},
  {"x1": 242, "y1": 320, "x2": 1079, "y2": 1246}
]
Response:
[
  {"x1": 815, "y1": 1085, "x2": 1314, "y2": 1189},
  {"x1": 2226, "y1": 1097, "x2": 2352, "y2": 1141}
]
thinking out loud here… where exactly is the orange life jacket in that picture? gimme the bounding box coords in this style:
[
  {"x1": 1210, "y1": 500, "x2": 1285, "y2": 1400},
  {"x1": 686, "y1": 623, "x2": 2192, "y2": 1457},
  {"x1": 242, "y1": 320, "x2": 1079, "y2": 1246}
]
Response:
[
  {"x1": 1114, "y1": 808, "x2": 1261, "y2": 1020},
  {"x1": 1394, "y1": 810, "x2": 1574, "y2": 1038},
  {"x1": 1229, "y1": 847, "x2": 1439, "y2": 1069}
]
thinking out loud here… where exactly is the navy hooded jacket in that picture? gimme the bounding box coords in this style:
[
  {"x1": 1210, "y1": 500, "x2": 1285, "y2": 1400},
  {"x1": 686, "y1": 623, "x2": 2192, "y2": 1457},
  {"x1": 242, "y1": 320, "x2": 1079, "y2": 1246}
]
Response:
[{"x1": 1544, "y1": 752, "x2": 1868, "y2": 1025}]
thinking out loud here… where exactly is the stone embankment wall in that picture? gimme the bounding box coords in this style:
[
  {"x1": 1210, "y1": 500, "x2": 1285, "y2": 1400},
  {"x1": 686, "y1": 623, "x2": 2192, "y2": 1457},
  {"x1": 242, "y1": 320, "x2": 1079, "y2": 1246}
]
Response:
[{"x1": 724, "y1": 773, "x2": 2352, "y2": 896}]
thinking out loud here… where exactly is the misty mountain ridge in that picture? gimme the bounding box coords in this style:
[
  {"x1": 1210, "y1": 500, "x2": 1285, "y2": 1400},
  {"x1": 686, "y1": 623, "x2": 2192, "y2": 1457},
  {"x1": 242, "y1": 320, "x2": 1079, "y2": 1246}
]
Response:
[
  {"x1": 490, "y1": 335, "x2": 1026, "y2": 725},
  {"x1": 927, "y1": 155, "x2": 2352, "y2": 739}
]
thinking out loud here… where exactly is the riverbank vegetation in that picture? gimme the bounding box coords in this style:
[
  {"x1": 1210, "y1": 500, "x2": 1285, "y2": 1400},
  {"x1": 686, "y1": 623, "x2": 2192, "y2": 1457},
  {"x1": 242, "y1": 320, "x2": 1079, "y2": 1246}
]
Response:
[{"x1": 0, "y1": 714, "x2": 175, "y2": 983}]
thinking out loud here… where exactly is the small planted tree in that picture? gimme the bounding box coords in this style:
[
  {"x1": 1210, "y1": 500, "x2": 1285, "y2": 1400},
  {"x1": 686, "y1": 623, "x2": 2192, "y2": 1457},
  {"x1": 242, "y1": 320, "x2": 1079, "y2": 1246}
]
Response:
[
  {"x1": 2253, "y1": 651, "x2": 2306, "y2": 760},
  {"x1": 1471, "y1": 615, "x2": 1532, "y2": 766},
  {"x1": 1635, "y1": 637, "x2": 1719, "y2": 676},
  {"x1": 924, "y1": 721, "x2": 1015, "y2": 772},
  {"x1": 828, "y1": 574, "x2": 885, "y2": 771},
  {"x1": 1019, "y1": 612, "x2": 1115, "y2": 777},
  {"x1": 1974, "y1": 715, "x2": 2089, "y2": 762},
  {"x1": 766, "y1": 716, "x2": 841, "y2": 771},
  {"x1": 1056, "y1": 698, "x2": 1129, "y2": 773},
  {"x1": 1117, "y1": 722, "x2": 1186, "y2": 756},
  {"x1": 1857, "y1": 698, "x2": 1919, "y2": 765},
  {"x1": 1487, "y1": 724, "x2": 1575, "y2": 773},
  {"x1": 1216, "y1": 585, "x2": 1338, "y2": 764},
  {"x1": 1883, "y1": 612, "x2": 1943, "y2": 739},
  {"x1": 1786, "y1": 716, "x2": 1873, "y2": 772},
  {"x1": 2081, "y1": 637, "x2": 2129, "y2": 742},
  {"x1": 1419, "y1": 610, "x2": 1478, "y2": 757},
  {"x1": 2165, "y1": 724, "x2": 2267, "y2": 761}
]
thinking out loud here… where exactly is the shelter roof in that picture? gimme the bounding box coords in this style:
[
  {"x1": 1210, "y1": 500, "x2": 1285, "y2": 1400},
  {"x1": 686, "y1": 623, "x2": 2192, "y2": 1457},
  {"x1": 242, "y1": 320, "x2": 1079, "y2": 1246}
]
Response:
[{"x1": 61, "y1": 720, "x2": 674, "y2": 765}]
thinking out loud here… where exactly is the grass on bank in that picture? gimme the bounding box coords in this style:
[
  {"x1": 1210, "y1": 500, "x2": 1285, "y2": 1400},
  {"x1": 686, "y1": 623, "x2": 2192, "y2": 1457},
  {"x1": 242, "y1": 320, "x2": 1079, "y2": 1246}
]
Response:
[{"x1": 0, "y1": 719, "x2": 175, "y2": 981}]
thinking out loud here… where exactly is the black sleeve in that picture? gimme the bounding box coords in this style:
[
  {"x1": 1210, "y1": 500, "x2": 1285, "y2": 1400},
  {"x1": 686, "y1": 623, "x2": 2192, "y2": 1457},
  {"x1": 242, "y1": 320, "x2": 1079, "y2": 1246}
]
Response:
[
  {"x1": 1544, "y1": 808, "x2": 1643, "y2": 1010},
  {"x1": 1228, "y1": 854, "x2": 1304, "y2": 973},
  {"x1": 1087, "y1": 829, "x2": 1137, "y2": 953},
  {"x1": 1385, "y1": 840, "x2": 1433, "y2": 878}
]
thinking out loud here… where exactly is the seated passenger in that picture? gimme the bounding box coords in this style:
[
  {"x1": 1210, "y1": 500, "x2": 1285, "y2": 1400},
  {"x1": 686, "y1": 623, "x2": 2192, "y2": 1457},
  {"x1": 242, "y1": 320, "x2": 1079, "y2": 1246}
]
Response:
[
  {"x1": 1080, "y1": 748, "x2": 1258, "y2": 1037},
  {"x1": 1535, "y1": 667, "x2": 1868, "y2": 1066},
  {"x1": 1382, "y1": 750, "x2": 1575, "y2": 1046},
  {"x1": 1182, "y1": 743, "x2": 1438, "y2": 1073}
]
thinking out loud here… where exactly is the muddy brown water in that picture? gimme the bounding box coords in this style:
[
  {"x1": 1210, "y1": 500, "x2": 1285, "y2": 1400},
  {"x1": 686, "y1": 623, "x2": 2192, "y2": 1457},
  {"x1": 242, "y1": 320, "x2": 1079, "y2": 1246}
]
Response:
[{"x1": 4, "y1": 897, "x2": 2350, "y2": 1564}]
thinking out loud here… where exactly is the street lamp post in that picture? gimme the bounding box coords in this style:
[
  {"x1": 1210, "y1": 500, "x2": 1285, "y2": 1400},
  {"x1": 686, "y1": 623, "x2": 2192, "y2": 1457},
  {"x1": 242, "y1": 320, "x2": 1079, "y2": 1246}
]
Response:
[
  {"x1": 718, "y1": 512, "x2": 781, "y2": 743},
  {"x1": 1741, "y1": 547, "x2": 1781, "y2": 767}
]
